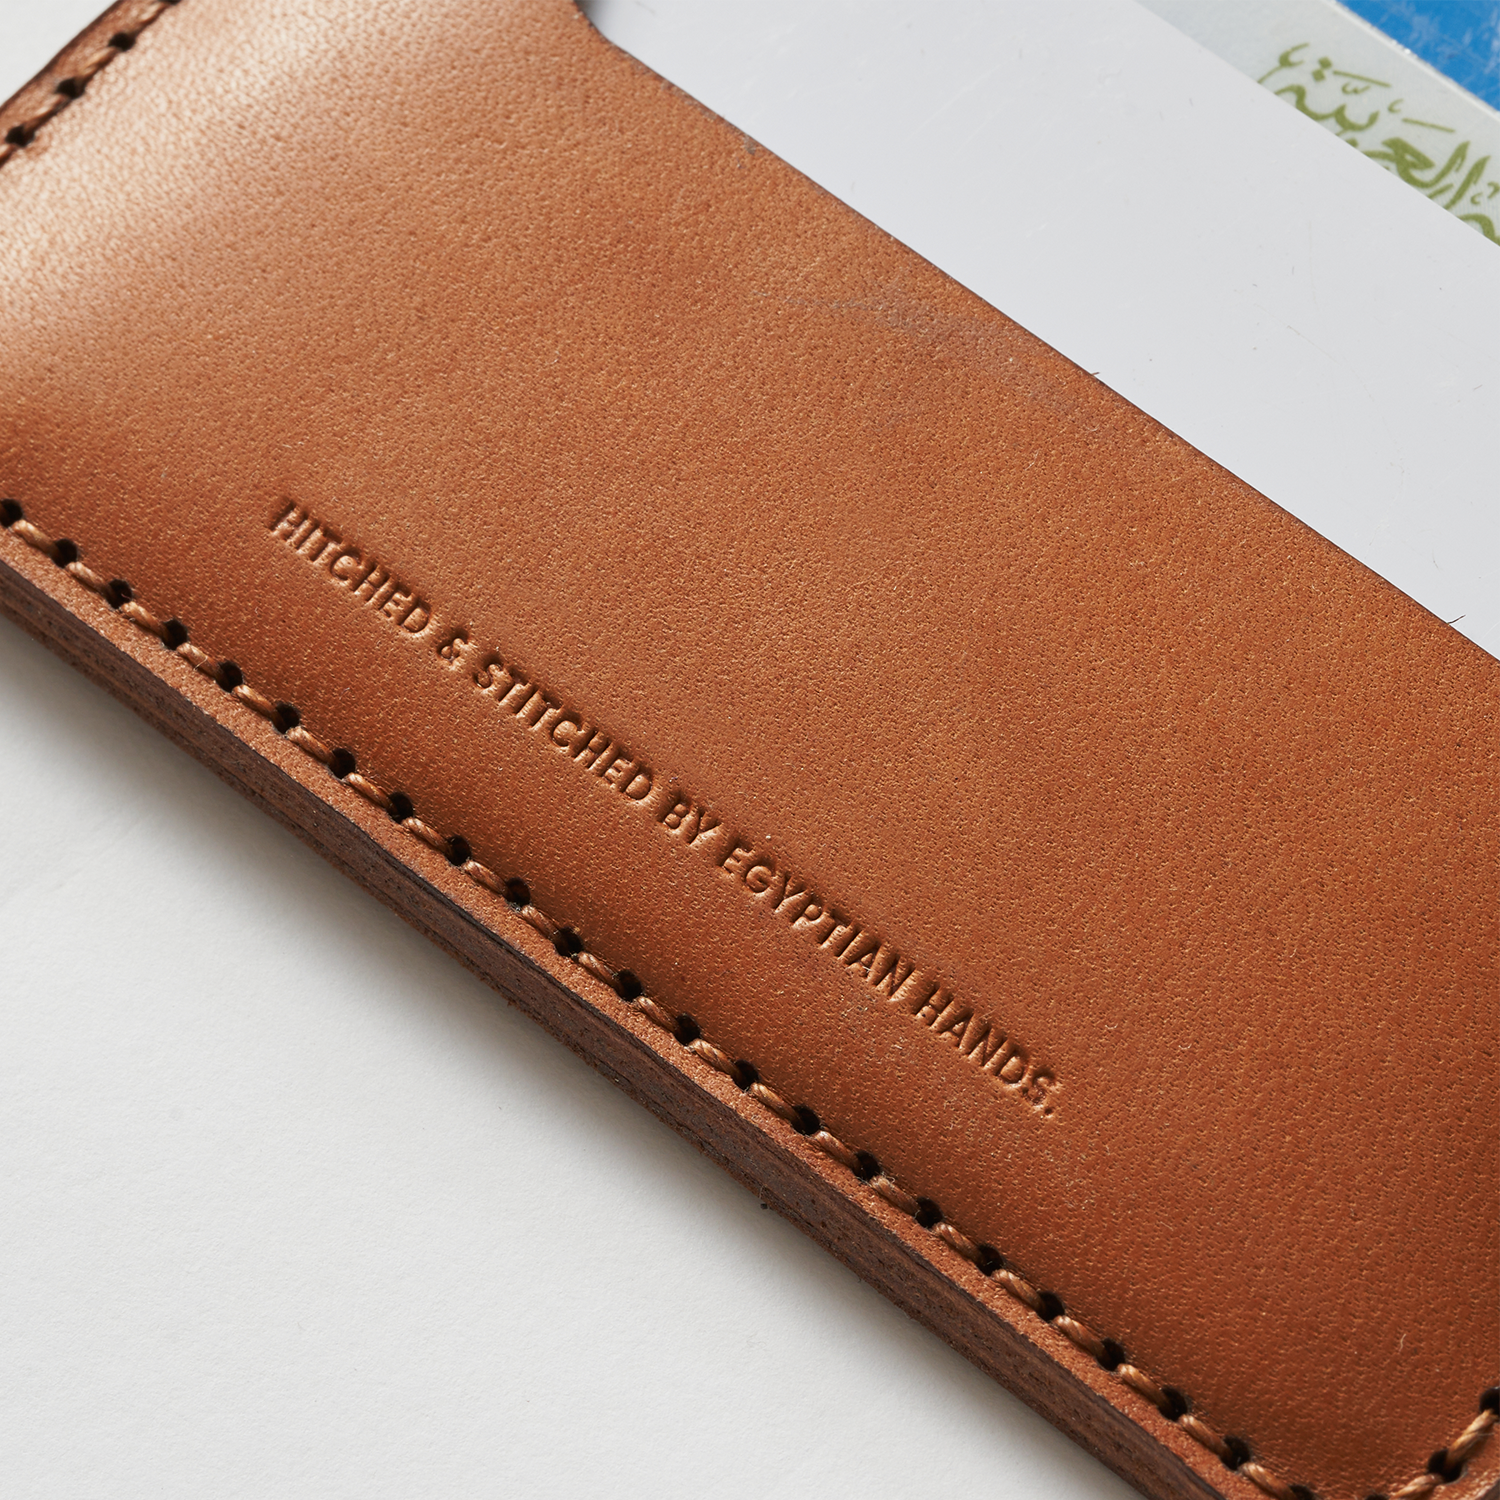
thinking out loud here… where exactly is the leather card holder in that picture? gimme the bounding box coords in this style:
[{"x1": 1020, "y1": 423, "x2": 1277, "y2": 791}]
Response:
[{"x1": 1, "y1": 4, "x2": 1495, "y2": 1497}]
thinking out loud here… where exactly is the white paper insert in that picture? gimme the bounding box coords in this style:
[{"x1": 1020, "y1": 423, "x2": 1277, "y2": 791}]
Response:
[{"x1": 585, "y1": 0, "x2": 1500, "y2": 658}]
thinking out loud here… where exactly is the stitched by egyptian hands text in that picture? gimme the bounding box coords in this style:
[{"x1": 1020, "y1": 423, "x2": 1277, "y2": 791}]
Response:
[{"x1": 270, "y1": 503, "x2": 1060, "y2": 1117}]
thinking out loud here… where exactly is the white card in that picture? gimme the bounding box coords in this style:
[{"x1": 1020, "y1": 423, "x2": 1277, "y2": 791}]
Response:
[{"x1": 585, "y1": 0, "x2": 1500, "y2": 657}]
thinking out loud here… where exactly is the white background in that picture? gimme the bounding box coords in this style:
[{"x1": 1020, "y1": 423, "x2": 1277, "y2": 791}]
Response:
[{"x1": 2, "y1": 1, "x2": 1493, "y2": 1495}]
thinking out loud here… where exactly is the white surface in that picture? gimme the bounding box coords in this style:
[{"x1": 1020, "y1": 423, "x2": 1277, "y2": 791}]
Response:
[
  {"x1": 0, "y1": 621, "x2": 1132, "y2": 1496},
  {"x1": 585, "y1": 0, "x2": 1499, "y2": 655},
  {"x1": 1, "y1": 1, "x2": 1494, "y2": 1495},
  {"x1": 0, "y1": 0, "x2": 100, "y2": 69}
]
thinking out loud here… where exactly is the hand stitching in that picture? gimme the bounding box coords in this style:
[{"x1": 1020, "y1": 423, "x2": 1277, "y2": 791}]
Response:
[
  {"x1": 3, "y1": 496, "x2": 1494, "y2": 1500},
  {"x1": 0, "y1": 0, "x2": 179, "y2": 167}
]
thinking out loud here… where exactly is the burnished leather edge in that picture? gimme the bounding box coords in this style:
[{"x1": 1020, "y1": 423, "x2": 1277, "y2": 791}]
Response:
[
  {"x1": 4, "y1": 505, "x2": 1498, "y2": 1500},
  {"x1": 0, "y1": 505, "x2": 1247, "y2": 1500},
  {"x1": 0, "y1": 0, "x2": 173, "y2": 165}
]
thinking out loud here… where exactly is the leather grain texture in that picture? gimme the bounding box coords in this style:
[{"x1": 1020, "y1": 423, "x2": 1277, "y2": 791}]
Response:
[{"x1": 0, "y1": 3, "x2": 1495, "y2": 1498}]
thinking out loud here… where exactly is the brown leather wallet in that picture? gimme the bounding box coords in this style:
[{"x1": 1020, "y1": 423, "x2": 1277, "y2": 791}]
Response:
[{"x1": 1, "y1": 2, "x2": 1495, "y2": 1496}]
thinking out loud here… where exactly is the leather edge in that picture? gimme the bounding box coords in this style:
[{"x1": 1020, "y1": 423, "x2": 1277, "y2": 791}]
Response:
[
  {"x1": 0, "y1": 0, "x2": 174, "y2": 164},
  {"x1": 0, "y1": 512, "x2": 1331, "y2": 1500}
]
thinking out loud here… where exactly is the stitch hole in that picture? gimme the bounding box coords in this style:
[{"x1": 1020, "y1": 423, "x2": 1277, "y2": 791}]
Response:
[
  {"x1": 851, "y1": 1149, "x2": 882, "y2": 1182},
  {"x1": 1483, "y1": 1389, "x2": 1500, "y2": 1415},
  {"x1": 1097, "y1": 1338, "x2": 1127, "y2": 1372},
  {"x1": 612, "y1": 969, "x2": 643, "y2": 1001},
  {"x1": 5, "y1": 125, "x2": 31, "y2": 146},
  {"x1": 51, "y1": 537, "x2": 79, "y2": 566},
  {"x1": 7, "y1": 512, "x2": 1417, "y2": 1494},
  {"x1": 975, "y1": 1242, "x2": 1004, "y2": 1275},
  {"x1": 1365, "y1": 1492, "x2": 1388, "y2": 1500},
  {"x1": 445, "y1": 835, "x2": 471, "y2": 867},
  {"x1": 272, "y1": 701, "x2": 300, "y2": 733},
  {"x1": 790, "y1": 1104, "x2": 820, "y2": 1136},
  {"x1": 1222, "y1": 1437, "x2": 1253, "y2": 1472},
  {"x1": 109, "y1": 31, "x2": 136, "y2": 49},
  {"x1": 1427, "y1": 1450, "x2": 1463, "y2": 1484},
  {"x1": 54, "y1": 76, "x2": 86, "y2": 98},
  {"x1": 1036, "y1": 1290, "x2": 1066, "y2": 1323},
  {"x1": 732, "y1": 1059, "x2": 759, "y2": 1088},
  {"x1": 913, "y1": 1197, "x2": 944, "y2": 1229},
  {"x1": 161, "y1": 617, "x2": 188, "y2": 648},
  {"x1": 553, "y1": 926, "x2": 583, "y2": 958}
]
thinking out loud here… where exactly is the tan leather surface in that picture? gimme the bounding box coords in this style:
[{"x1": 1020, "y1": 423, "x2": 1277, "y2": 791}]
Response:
[{"x1": 0, "y1": 2, "x2": 1494, "y2": 1495}]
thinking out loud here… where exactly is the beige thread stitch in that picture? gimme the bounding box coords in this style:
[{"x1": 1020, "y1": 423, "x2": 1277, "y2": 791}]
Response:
[
  {"x1": 1, "y1": 14, "x2": 1494, "y2": 1492},
  {"x1": 3, "y1": 500, "x2": 1494, "y2": 1500},
  {"x1": 0, "y1": 0, "x2": 178, "y2": 168}
]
